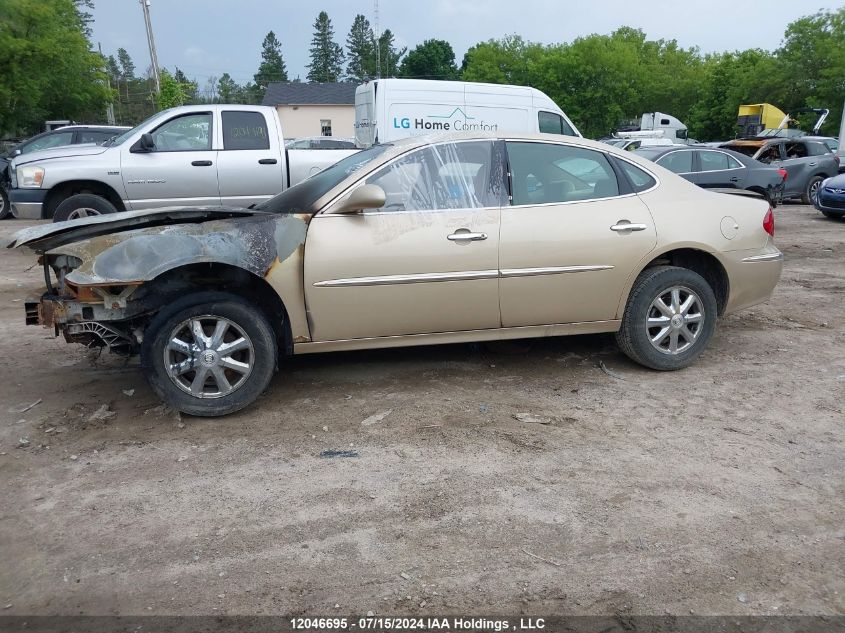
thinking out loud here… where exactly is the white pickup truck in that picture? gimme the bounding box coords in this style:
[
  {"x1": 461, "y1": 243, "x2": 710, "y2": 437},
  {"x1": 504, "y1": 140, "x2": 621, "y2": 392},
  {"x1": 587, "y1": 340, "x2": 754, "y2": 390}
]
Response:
[{"x1": 8, "y1": 105, "x2": 358, "y2": 221}]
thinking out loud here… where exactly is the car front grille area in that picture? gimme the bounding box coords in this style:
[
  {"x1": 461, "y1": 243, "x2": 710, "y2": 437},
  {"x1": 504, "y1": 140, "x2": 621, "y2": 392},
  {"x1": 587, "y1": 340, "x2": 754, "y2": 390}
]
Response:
[{"x1": 820, "y1": 192, "x2": 845, "y2": 209}]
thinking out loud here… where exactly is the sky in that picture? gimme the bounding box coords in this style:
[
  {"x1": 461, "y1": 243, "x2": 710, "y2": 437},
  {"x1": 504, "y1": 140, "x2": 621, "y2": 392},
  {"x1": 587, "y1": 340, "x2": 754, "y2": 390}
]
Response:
[{"x1": 90, "y1": 0, "x2": 836, "y2": 91}]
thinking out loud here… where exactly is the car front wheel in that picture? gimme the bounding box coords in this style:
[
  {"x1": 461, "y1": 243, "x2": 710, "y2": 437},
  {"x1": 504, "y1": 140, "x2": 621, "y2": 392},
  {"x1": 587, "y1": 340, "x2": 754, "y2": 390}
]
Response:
[
  {"x1": 616, "y1": 266, "x2": 718, "y2": 371},
  {"x1": 142, "y1": 292, "x2": 277, "y2": 416},
  {"x1": 0, "y1": 187, "x2": 10, "y2": 220},
  {"x1": 53, "y1": 193, "x2": 118, "y2": 222}
]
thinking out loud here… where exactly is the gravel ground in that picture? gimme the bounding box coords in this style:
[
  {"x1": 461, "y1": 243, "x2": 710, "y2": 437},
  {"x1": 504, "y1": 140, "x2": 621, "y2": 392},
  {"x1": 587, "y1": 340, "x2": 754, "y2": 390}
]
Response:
[{"x1": 0, "y1": 204, "x2": 842, "y2": 617}]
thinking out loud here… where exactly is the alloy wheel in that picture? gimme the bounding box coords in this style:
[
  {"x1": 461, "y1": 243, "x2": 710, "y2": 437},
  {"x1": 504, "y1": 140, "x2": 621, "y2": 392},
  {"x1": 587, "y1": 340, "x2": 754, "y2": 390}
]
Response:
[
  {"x1": 164, "y1": 316, "x2": 254, "y2": 398},
  {"x1": 645, "y1": 286, "x2": 704, "y2": 355},
  {"x1": 67, "y1": 207, "x2": 102, "y2": 220}
]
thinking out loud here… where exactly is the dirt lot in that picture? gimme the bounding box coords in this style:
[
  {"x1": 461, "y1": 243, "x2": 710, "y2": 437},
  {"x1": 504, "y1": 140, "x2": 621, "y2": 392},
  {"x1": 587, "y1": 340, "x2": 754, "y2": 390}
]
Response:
[{"x1": 0, "y1": 204, "x2": 842, "y2": 617}]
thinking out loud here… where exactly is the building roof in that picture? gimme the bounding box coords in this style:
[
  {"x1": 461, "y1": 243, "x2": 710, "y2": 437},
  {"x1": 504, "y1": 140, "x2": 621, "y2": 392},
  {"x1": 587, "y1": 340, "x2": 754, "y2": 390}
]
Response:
[{"x1": 262, "y1": 82, "x2": 357, "y2": 106}]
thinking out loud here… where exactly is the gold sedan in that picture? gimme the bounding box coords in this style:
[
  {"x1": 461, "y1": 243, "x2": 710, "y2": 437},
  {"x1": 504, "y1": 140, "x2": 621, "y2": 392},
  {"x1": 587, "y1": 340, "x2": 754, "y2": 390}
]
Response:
[{"x1": 12, "y1": 132, "x2": 783, "y2": 416}]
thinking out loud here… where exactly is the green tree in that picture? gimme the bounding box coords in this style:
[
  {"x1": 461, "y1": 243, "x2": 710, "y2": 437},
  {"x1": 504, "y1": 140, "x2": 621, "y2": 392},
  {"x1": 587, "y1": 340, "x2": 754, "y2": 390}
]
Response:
[
  {"x1": 346, "y1": 14, "x2": 374, "y2": 82},
  {"x1": 157, "y1": 69, "x2": 186, "y2": 109},
  {"x1": 0, "y1": 0, "x2": 112, "y2": 135},
  {"x1": 376, "y1": 29, "x2": 406, "y2": 77},
  {"x1": 307, "y1": 11, "x2": 344, "y2": 83},
  {"x1": 117, "y1": 47, "x2": 135, "y2": 80},
  {"x1": 174, "y1": 67, "x2": 199, "y2": 103},
  {"x1": 398, "y1": 39, "x2": 458, "y2": 79},
  {"x1": 254, "y1": 31, "x2": 288, "y2": 99},
  {"x1": 105, "y1": 54, "x2": 121, "y2": 84},
  {"x1": 218, "y1": 73, "x2": 241, "y2": 103}
]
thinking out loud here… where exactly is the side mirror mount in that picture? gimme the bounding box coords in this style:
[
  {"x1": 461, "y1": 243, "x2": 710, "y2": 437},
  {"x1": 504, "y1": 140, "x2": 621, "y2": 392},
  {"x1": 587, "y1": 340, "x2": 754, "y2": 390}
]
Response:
[
  {"x1": 330, "y1": 184, "x2": 386, "y2": 214},
  {"x1": 10, "y1": 148, "x2": 22, "y2": 158},
  {"x1": 131, "y1": 133, "x2": 156, "y2": 153}
]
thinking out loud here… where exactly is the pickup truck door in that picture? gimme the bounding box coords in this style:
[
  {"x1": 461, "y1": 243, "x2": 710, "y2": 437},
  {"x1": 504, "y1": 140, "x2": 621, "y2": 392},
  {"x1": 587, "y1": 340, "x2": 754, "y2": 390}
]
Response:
[
  {"x1": 121, "y1": 111, "x2": 220, "y2": 209},
  {"x1": 304, "y1": 140, "x2": 505, "y2": 342},
  {"x1": 215, "y1": 109, "x2": 285, "y2": 207}
]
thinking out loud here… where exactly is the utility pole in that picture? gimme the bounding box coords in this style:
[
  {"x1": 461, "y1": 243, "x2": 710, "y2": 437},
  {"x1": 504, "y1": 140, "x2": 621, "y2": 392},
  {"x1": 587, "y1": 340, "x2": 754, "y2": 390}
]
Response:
[
  {"x1": 99, "y1": 42, "x2": 116, "y2": 125},
  {"x1": 374, "y1": 0, "x2": 381, "y2": 78},
  {"x1": 140, "y1": 0, "x2": 161, "y2": 94}
]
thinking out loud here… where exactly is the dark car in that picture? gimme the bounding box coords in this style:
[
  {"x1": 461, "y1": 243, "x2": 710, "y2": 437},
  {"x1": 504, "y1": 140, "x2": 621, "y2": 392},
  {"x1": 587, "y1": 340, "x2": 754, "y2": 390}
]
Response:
[
  {"x1": 719, "y1": 137, "x2": 839, "y2": 204},
  {"x1": 0, "y1": 125, "x2": 129, "y2": 219},
  {"x1": 634, "y1": 146, "x2": 785, "y2": 205},
  {"x1": 814, "y1": 173, "x2": 845, "y2": 219}
]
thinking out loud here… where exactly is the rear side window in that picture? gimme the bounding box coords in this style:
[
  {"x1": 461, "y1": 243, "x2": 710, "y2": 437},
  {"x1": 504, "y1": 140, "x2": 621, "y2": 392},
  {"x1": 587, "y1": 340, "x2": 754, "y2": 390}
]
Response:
[
  {"x1": 698, "y1": 151, "x2": 733, "y2": 171},
  {"x1": 805, "y1": 141, "x2": 829, "y2": 157},
  {"x1": 507, "y1": 142, "x2": 619, "y2": 205},
  {"x1": 616, "y1": 159, "x2": 657, "y2": 193},
  {"x1": 222, "y1": 111, "x2": 270, "y2": 150},
  {"x1": 784, "y1": 141, "x2": 809, "y2": 159},
  {"x1": 656, "y1": 151, "x2": 693, "y2": 174},
  {"x1": 538, "y1": 111, "x2": 576, "y2": 136}
]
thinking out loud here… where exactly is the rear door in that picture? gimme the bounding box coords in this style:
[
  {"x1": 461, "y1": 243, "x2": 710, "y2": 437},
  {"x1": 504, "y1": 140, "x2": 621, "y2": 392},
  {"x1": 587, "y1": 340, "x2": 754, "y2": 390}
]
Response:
[
  {"x1": 693, "y1": 149, "x2": 747, "y2": 188},
  {"x1": 216, "y1": 110, "x2": 284, "y2": 207},
  {"x1": 499, "y1": 141, "x2": 657, "y2": 327},
  {"x1": 120, "y1": 111, "x2": 220, "y2": 209},
  {"x1": 778, "y1": 141, "x2": 811, "y2": 196}
]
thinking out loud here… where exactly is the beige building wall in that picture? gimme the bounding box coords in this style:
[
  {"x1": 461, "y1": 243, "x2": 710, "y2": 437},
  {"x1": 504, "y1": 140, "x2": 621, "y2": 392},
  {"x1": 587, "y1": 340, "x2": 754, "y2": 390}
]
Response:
[{"x1": 275, "y1": 104, "x2": 355, "y2": 139}]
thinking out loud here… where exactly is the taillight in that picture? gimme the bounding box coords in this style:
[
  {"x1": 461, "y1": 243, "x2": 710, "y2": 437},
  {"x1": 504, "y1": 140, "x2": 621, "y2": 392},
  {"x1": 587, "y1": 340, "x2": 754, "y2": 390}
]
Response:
[
  {"x1": 763, "y1": 207, "x2": 775, "y2": 237},
  {"x1": 777, "y1": 168, "x2": 788, "y2": 181}
]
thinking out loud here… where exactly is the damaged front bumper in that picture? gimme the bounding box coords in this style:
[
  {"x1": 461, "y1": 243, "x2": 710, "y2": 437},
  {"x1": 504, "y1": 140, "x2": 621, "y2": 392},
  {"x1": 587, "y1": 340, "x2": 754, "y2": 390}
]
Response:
[{"x1": 26, "y1": 292, "x2": 137, "y2": 354}]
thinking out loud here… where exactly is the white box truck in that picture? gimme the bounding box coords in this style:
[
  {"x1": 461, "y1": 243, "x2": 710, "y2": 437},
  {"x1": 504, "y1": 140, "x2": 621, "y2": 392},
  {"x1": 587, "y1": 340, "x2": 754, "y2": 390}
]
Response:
[{"x1": 354, "y1": 78, "x2": 581, "y2": 148}]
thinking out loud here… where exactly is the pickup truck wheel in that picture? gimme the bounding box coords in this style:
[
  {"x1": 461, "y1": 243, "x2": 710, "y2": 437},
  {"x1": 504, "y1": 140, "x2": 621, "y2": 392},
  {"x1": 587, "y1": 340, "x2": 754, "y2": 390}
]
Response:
[
  {"x1": 801, "y1": 176, "x2": 824, "y2": 205},
  {"x1": 53, "y1": 193, "x2": 118, "y2": 222},
  {"x1": 0, "y1": 187, "x2": 10, "y2": 220},
  {"x1": 142, "y1": 292, "x2": 277, "y2": 417},
  {"x1": 616, "y1": 266, "x2": 717, "y2": 371}
]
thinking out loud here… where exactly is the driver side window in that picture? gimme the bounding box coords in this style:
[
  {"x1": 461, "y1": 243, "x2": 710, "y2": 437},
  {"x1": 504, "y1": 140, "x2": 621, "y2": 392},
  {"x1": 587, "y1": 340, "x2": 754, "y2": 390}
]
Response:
[
  {"x1": 365, "y1": 141, "x2": 501, "y2": 212},
  {"x1": 151, "y1": 113, "x2": 212, "y2": 152}
]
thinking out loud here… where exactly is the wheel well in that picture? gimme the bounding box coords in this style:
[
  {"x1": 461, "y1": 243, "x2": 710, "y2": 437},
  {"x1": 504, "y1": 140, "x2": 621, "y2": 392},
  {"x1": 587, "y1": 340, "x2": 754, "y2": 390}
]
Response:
[
  {"x1": 642, "y1": 249, "x2": 729, "y2": 315},
  {"x1": 43, "y1": 180, "x2": 126, "y2": 219},
  {"x1": 132, "y1": 263, "x2": 293, "y2": 358}
]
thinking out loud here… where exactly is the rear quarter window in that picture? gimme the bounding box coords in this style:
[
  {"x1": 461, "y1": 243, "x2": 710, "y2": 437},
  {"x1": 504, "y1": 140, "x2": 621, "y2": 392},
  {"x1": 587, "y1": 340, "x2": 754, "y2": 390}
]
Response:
[{"x1": 616, "y1": 159, "x2": 657, "y2": 193}]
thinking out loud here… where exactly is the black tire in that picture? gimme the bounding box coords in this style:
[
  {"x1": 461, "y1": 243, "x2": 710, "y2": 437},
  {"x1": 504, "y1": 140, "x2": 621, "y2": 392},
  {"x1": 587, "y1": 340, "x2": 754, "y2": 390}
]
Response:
[
  {"x1": 0, "y1": 187, "x2": 10, "y2": 220},
  {"x1": 53, "y1": 193, "x2": 118, "y2": 222},
  {"x1": 141, "y1": 291, "x2": 277, "y2": 417},
  {"x1": 616, "y1": 266, "x2": 718, "y2": 371},
  {"x1": 801, "y1": 175, "x2": 824, "y2": 205}
]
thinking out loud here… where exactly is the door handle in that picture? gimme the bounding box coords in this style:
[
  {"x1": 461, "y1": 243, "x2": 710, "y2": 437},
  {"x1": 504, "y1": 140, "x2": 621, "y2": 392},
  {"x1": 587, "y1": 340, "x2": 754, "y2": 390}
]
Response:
[
  {"x1": 447, "y1": 231, "x2": 487, "y2": 242},
  {"x1": 729, "y1": 176, "x2": 740, "y2": 182},
  {"x1": 191, "y1": 160, "x2": 213, "y2": 167},
  {"x1": 258, "y1": 158, "x2": 278, "y2": 165},
  {"x1": 610, "y1": 222, "x2": 647, "y2": 232},
  {"x1": 808, "y1": 162, "x2": 817, "y2": 167}
]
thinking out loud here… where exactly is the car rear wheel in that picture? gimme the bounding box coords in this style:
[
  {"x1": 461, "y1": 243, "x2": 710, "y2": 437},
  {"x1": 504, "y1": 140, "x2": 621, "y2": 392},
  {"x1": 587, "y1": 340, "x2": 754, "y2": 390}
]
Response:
[
  {"x1": 616, "y1": 266, "x2": 717, "y2": 371},
  {"x1": 53, "y1": 193, "x2": 118, "y2": 222},
  {"x1": 801, "y1": 176, "x2": 824, "y2": 205},
  {"x1": 142, "y1": 292, "x2": 277, "y2": 417},
  {"x1": 0, "y1": 187, "x2": 10, "y2": 220}
]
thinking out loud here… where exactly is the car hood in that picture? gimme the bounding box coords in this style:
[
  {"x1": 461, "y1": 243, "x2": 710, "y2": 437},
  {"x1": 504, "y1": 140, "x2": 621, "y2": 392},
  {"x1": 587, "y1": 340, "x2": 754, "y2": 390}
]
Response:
[
  {"x1": 7, "y1": 207, "x2": 267, "y2": 252},
  {"x1": 12, "y1": 144, "x2": 109, "y2": 167},
  {"x1": 822, "y1": 173, "x2": 845, "y2": 188}
]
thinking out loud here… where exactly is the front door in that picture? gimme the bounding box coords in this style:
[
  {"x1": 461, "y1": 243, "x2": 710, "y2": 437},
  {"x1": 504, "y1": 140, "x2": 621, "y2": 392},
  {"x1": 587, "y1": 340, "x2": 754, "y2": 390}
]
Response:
[
  {"x1": 499, "y1": 141, "x2": 657, "y2": 327},
  {"x1": 121, "y1": 111, "x2": 220, "y2": 210},
  {"x1": 304, "y1": 140, "x2": 505, "y2": 342}
]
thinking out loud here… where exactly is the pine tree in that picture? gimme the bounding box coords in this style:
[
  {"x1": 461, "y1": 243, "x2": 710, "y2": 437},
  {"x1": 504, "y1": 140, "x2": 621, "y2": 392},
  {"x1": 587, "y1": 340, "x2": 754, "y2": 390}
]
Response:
[
  {"x1": 117, "y1": 48, "x2": 135, "y2": 80},
  {"x1": 376, "y1": 29, "x2": 406, "y2": 77},
  {"x1": 254, "y1": 31, "x2": 289, "y2": 98},
  {"x1": 307, "y1": 11, "x2": 345, "y2": 83},
  {"x1": 346, "y1": 14, "x2": 374, "y2": 82},
  {"x1": 218, "y1": 73, "x2": 242, "y2": 103}
]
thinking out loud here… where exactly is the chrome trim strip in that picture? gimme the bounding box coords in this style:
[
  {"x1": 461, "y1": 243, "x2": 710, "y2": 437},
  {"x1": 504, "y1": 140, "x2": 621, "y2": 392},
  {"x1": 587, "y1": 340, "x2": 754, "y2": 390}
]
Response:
[
  {"x1": 313, "y1": 269, "x2": 500, "y2": 287},
  {"x1": 741, "y1": 252, "x2": 784, "y2": 263},
  {"x1": 316, "y1": 265, "x2": 613, "y2": 287},
  {"x1": 500, "y1": 265, "x2": 614, "y2": 277}
]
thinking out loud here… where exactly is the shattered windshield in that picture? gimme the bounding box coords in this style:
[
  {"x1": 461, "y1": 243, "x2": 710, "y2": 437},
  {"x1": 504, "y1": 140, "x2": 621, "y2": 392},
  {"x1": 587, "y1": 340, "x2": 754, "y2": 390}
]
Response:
[{"x1": 256, "y1": 144, "x2": 390, "y2": 214}]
